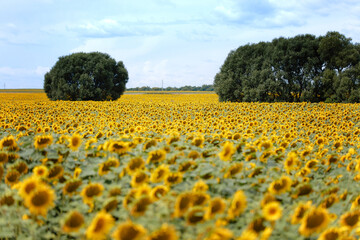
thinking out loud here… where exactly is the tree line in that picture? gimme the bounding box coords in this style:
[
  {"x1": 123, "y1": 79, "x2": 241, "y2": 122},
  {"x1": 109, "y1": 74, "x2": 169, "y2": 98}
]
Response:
[
  {"x1": 214, "y1": 31, "x2": 360, "y2": 102},
  {"x1": 127, "y1": 84, "x2": 214, "y2": 91}
]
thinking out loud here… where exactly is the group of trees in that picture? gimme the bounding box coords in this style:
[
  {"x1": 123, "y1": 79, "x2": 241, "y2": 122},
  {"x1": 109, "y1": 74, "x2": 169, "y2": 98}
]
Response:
[
  {"x1": 214, "y1": 31, "x2": 360, "y2": 102},
  {"x1": 44, "y1": 52, "x2": 128, "y2": 101},
  {"x1": 127, "y1": 84, "x2": 214, "y2": 91}
]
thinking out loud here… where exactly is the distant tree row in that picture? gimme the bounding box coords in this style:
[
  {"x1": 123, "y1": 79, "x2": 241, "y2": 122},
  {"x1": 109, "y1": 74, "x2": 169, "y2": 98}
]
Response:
[
  {"x1": 127, "y1": 84, "x2": 214, "y2": 91},
  {"x1": 214, "y1": 31, "x2": 360, "y2": 102}
]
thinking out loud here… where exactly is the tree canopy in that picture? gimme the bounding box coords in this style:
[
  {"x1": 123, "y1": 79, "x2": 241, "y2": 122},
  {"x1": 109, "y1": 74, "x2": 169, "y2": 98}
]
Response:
[
  {"x1": 214, "y1": 31, "x2": 360, "y2": 102},
  {"x1": 44, "y1": 52, "x2": 128, "y2": 101}
]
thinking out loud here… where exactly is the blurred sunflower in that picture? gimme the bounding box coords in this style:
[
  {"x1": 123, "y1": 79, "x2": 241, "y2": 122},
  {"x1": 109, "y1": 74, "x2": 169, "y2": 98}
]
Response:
[
  {"x1": 268, "y1": 175, "x2": 292, "y2": 195},
  {"x1": 126, "y1": 157, "x2": 145, "y2": 175},
  {"x1": 147, "y1": 149, "x2": 166, "y2": 164},
  {"x1": 262, "y1": 202, "x2": 282, "y2": 221},
  {"x1": 112, "y1": 221, "x2": 147, "y2": 240},
  {"x1": 218, "y1": 141, "x2": 236, "y2": 161},
  {"x1": 148, "y1": 224, "x2": 178, "y2": 240},
  {"x1": 81, "y1": 183, "x2": 104, "y2": 207},
  {"x1": 174, "y1": 192, "x2": 193, "y2": 217},
  {"x1": 62, "y1": 210, "x2": 85, "y2": 233},
  {"x1": 186, "y1": 207, "x2": 206, "y2": 225},
  {"x1": 224, "y1": 163, "x2": 243, "y2": 178},
  {"x1": 131, "y1": 171, "x2": 149, "y2": 188},
  {"x1": 299, "y1": 207, "x2": 330, "y2": 237},
  {"x1": 108, "y1": 140, "x2": 129, "y2": 154},
  {"x1": 340, "y1": 210, "x2": 360, "y2": 230},
  {"x1": 164, "y1": 172, "x2": 182, "y2": 186},
  {"x1": 150, "y1": 164, "x2": 169, "y2": 183},
  {"x1": 63, "y1": 179, "x2": 82, "y2": 196},
  {"x1": 192, "y1": 180, "x2": 209, "y2": 192},
  {"x1": 206, "y1": 197, "x2": 226, "y2": 219},
  {"x1": 150, "y1": 185, "x2": 169, "y2": 201},
  {"x1": 85, "y1": 211, "x2": 114, "y2": 240},
  {"x1": 98, "y1": 157, "x2": 120, "y2": 176},
  {"x1": 205, "y1": 227, "x2": 233, "y2": 240},
  {"x1": 0, "y1": 152, "x2": 8, "y2": 164},
  {"x1": 291, "y1": 201, "x2": 313, "y2": 224},
  {"x1": 130, "y1": 195, "x2": 152, "y2": 217},
  {"x1": 317, "y1": 227, "x2": 342, "y2": 240},
  {"x1": 34, "y1": 134, "x2": 53, "y2": 149},
  {"x1": 15, "y1": 176, "x2": 42, "y2": 199},
  {"x1": 33, "y1": 165, "x2": 48, "y2": 178},
  {"x1": 0, "y1": 135, "x2": 17, "y2": 149},
  {"x1": 227, "y1": 190, "x2": 247, "y2": 219},
  {"x1": 24, "y1": 184, "x2": 55, "y2": 217},
  {"x1": 68, "y1": 133, "x2": 82, "y2": 151},
  {"x1": 5, "y1": 169, "x2": 20, "y2": 186}
]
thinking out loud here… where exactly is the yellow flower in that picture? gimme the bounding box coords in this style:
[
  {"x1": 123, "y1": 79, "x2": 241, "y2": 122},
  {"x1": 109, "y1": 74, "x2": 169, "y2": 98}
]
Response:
[
  {"x1": 227, "y1": 190, "x2": 247, "y2": 219},
  {"x1": 284, "y1": 151, "x2": 300, "y2": 174},
  {"x1": 68, "y1": 133, "x2": 82, "y2": 151},
  {"x1": 193, "y1": 180, "x2": 209, "y2": 192},
  {"x1": 62, "y1": 210, "x2": 85, "y2": 233},
  {"x1": 268, "y1": 175, "x2": 292, "y2": 195},
  {"x1": 148, "y1": 224, "x2": 178, "y2": 240},
  {"x1": 5, "y1": 169, "x2": 20, "y2": 186},
  {"x1": 15, "y1": 176, "x2": 42, "y2": 199},
  {"x1": 0, "y1": 135, "x2": 17, "y2": 149},
  {"x1": 63, "y1": 179, "x2": 82, "y2": 196},
  {"x1": 112, "y1": 221, "x2": 147, "y2": 240},
  {"x1": 81, "y1": 183, "x2": 104, "y2": 207},
  {"x1": 205, "y1": 227, "x2": 233, "y2": 240},
  {"x1": 299, "y1": 207, "x2": 330, "y2": 237},
  {"x1": 147, "y1": 149, "x2": 167, "y2": 164},
  {"x1": 85, "y1": 211, "x2": 115, "y2": 240},
  {"x1": 339, "y1": 210, "x2": 360, "y2": 230},
  {"x1": 174, "y1": 192, "x2": 193, "y2": 217},
  {"x1": 150, "y1": 185, "x2": 169, "y2": 201},
  {"x1": 33, "y1": 165, "x2": 48, "y2": 178},
  {"x1": 164, "y1": 172, "x2": 183, "y2": 186},
  {"x1": 262, "y1": 202, "x2": 282, "y2": 221},
  {"x1": 291, "y1": 201, "x2": 312, "y2": 225},
  {"x1": 130, "y1": 196, "x2": 152, "y2": 217},
  {"x1": 126, "y1": 157, "x2": 145, "y2": 175},
  {"x1": 98, "y1": 157, "x2": 120, "y2": 176},
  {"x1": 206, "y1": 197, "x2": 226, "y2": 219},
  {"x1": 224, "y1": 163, "x2": 243, "y2": 178},
  {"x1": 107, "y1": 140, "x2": 129, "y2": 154},
  {"x1": 218, "y1": 141, "x2": 236, "y2": 161},
  {"x1": 131, "y1": 171, "x2": 149, "y2": 188},
  {"x1": 34, "y1": 134, "x2": 53, "y2": 149},
  {"x1": 150, "y1": 164, "x2": 169, "y2": 183},
  {"x1": 186, "y1": 207, "x2": 206, "y2": 225},
  {"x1": 192, "y1": 135, "x2": 205, "y2": 148},
  {"x1": 317, "y1": 227, "x2": 342, "y2": 240},
  {"x1": 24, "y1": 184, "x2": 55, "y2": 217}
]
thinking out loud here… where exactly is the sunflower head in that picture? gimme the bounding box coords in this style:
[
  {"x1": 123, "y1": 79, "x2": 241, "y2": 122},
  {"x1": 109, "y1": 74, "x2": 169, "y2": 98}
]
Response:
[
  {"x1": 85, "y1": 211, "x2": 115, "y2": 240},
  {"x1": 112, "y1": 221, "x2": 147, "y2": 240},
  {"x1": 150, "y1": 164, "x2": 169, "y2": 183},
  {"x1": 218, "y1": 141, "x2": 236, "y2": 161},
  {"x1": 68, "y1": 133, "x2": 82, "y2": 151},
  {"x1": 262, "y1": 202, "x2": 282, "y2": 221},
  {"x1": 62, "y1": 210, "x2": 85, "y2": 233},
  {"x1": 147, "y1": 149, "x2": 167, "y2": 164},
  {"x1": 206, "y1": 197, "x2": 226, "y2": 219},
  {"x1": 24, "y1": 184, "x2": 55, "y2": 217},
  {"x1": 299, "y1": 206, "x2": 331, "y2": 237},
  {"x1": 149, "y1": 224, "x2": 178, "y2": 240},
  {"x1": 34, "y1": 135, "x2": 53, "y2": 149},
  {"x1": 33, "y1": 165, "x2": 48, "y2": 178}
]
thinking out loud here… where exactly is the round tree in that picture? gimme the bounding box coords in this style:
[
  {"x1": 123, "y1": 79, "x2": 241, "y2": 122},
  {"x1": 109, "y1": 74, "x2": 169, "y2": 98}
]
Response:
[{"x1": 44, "y1": 52, "x2": 128, "y2": 101}]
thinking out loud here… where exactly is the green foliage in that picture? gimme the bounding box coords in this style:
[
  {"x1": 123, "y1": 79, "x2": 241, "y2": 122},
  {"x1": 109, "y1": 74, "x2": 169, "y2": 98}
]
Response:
[
  {"x1": 44, "y1": 52, "x2": 128, "y2": 101},
  {"x1": 215, "y1": 31, "x2": 360, "y2": 103},
  {"x1": 127, "y1": 84, "x2": 214, "y2": 91}
]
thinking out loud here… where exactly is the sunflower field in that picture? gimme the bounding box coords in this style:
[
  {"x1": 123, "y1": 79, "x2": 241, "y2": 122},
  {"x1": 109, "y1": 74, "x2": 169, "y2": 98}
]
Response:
[{"x1": 1, "y1": 92, "x2": 360, "y2": 240}]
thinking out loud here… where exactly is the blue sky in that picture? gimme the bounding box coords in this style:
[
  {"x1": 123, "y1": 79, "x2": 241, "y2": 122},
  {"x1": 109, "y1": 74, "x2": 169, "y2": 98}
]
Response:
[{"x1": 0, "y1": 0, "x2": 360, "y2": 89}]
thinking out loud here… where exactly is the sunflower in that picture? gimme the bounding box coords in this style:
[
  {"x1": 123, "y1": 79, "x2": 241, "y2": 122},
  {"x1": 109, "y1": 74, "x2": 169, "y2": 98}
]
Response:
[
  {"x1": 0, "y1": 194, "x2": 15, "y2": 206},
  {"x1": 15, "y1": 176, "x2": 42, "y2": 199},
  {"x1": 47, "y1": 165, "x2": 64, "y2": 180},
  {"x1": 150, "y1": 164, "x2": 169, "y2": 183},
  {"x1": 150, "y1": 185, "x2": 169, "y2": 201},
  {"x1": 130, "y1": 196, "x2": 152, "y2": 217},
  {"x1": 63, "y1": 179, "x2": 82, "y2": 196},
  {"x1": 164, "y1": 172, "x2": 183, "y2": 186},
  {"x1": 98, "y1": 157, "x2": 120, "y2": 176},
  {"x1": 321, "y1": 194, "x2": 338, "y2": 209},
  {"x1": 33, "y1": 165, "x2": 48, "y2": 178},
  {"x1": 85, "y1": 211, "x2": 115, "y2": 240},
  {"x1": 299, "y1": 207, "x2": 331, "y2": 237},
  {"x1": 305, "y1": 159, "x2": 319, "y2": 170},
  {"x1": 291, "y1": 201, "x2": 312, "y2": 225},
  {"x1": 218, "y1": 141, "x2": 236, "y2": 161},
  {"x1": 237, "y1": 230, "x2": 257, "y2": 240},
  {"x1": 5, "y1": 169, "x2": 20, "y2": 186},
  {"x1": 24, "y1": 184, "x2": 55, "y2": 217},
  {"x1": 284, "y1": 151, "x2": 300, "y2": 174},
  {"x1": 143, "y1": 139, "x2": 158, "y2": 150},
  {"x1": 178, "y1": 160, "x2": 196, "y2": 173},
  {"x1": 317, "y1": 227, "x2": 342, "y2": 240},
  {"x1": 292, "y1": 184, "x2": 313, "y2": 198},
  {"x1": 147, "y1": 149, "x2": 166, "y2": 164},
  {"x1": 0, "y1": 152, "x2": 8, "y2": 164},
  {"x1": 206, "y1": 197, "x2": 226, "y2": 219},
  {"x1": 126, "y1": 157, "x2": 145, "y2": 175},
  {"x1": 205, "y1": 227, "x2": 233, "y2": 240},
  {"x1": 224, "y1": 163, "x2": 243, "y2": 178},
  {"x1": 62, "y1": 210, "x2": 85, "y2": 233},
  {"x1": 268, "y1": 175, "x2": 292, "y2": 195},
  {"x1": 73, "y1": 167, "x2": 82, "y2": 178},
  {"x1": 340, "y1": 211, "x2": 360, "y2": 230},
  {"x1": 247, "y1": 217, "x2": 266, "y2": 235},
  {"x1": 186, "y1": 207, "x2": 206, "y2": 225},
  {"x1": 227, "y1": 190, "x2": 247, "y2": 220},
  {"x1": 112, "y1": 221, "x2": 147, "y2": 240},
  {"x1": 174, "y1": 192, "x2": 193, "y2": 217},
  {"x1": 68, "y1": 133, "x2": 82, "y2": 151},
  {"x1": 34, "y1": 134, "x2": 53, "y2": 149},
  {"x1": 188, "y1": 150, "x2": 200, "y2": 160},
  {"x1": 192, "y1": 180, "x2": 209, "y2": 192},
  {"x1": 103, "y1": 198, "x2": 118, "y2": 212},
  {"x1": 108, "y1": 140, "x2": 129, "y2": 154},
  {"x1": 192, "y1": 135, "x2": 205, "y2": 148},
  {"x1": 108, "y1": 187, "x2": 122, "y2": 197},
  {"x1": 81, "y1": 183, "x2": 104, "y2": 207},
  {"x1": 0, "y1": 135, "x2": 17, "y2": 149},
  {"x1": 0, "y1": 165, "x2": 3, "y2": 181},
  {"x1": 148, "y1": 223, "x2": 178, "y2": 240},
  {"x1": 12, "y1": 161, "x2": 28, "y2": 175},
  {"x1": 131, "y1": 171, "x2": 149, "y2": 188},
  {"x1": 192, "y1": 192, "x2": 210, "y2": 206},
  {"x1": 262, "y1": 202, "x2": 282, "y2": 221}
]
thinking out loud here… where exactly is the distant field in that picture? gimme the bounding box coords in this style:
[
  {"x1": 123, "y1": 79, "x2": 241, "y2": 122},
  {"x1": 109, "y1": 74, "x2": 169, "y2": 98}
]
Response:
[
  {"x1": 0, "y1": 89, "x2": 44, "y2": 93},
  {"x1": 0, "y1": 89, "x2": 214, "y2": 94}
]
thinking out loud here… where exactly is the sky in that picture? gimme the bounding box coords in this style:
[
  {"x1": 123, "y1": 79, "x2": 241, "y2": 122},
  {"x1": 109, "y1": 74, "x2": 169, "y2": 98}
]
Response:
[{"x1": 0, "y1": 0, "x2": 360, "y2": 89}]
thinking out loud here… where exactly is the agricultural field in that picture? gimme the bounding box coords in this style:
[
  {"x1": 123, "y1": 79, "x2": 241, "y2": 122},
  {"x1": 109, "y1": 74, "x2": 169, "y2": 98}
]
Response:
[{"x1": 1, "y1": 92, "x2": 360, "y2": 240}]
